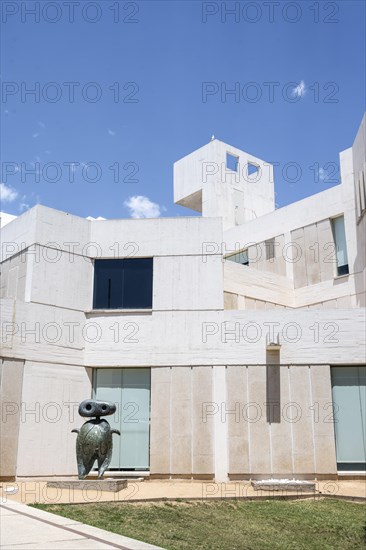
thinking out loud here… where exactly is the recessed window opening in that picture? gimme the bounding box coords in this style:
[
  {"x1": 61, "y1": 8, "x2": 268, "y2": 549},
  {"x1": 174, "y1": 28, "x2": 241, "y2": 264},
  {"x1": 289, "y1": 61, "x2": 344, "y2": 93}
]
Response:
[
  {"x1": 331, "y1": 216, "x2": 349, "y2": 276},
  {"x1": 226, "y1": 152, "x2": 239, "y2": 172},
  {"x1": 226, "y1": 249, "x2": 249, "y2": 266},
  {"x1": 247, "y1": 162, "x2": 260, "y2": 177},
  {"x1": 93, "y1": 258, "x2": 153, "y2": 309},
  {"x1": 265, "y1": 238, "x2": 276, "y2": 261},
  {"x1": 357, "y1": 170, "x2": 366, "y2": 220}
]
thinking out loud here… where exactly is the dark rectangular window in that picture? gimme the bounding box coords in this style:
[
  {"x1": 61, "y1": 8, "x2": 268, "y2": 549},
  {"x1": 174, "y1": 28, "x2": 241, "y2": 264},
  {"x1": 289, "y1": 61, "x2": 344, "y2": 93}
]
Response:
[{"x1": 93, "y1": 258, "x2": 153, "y2": 309}]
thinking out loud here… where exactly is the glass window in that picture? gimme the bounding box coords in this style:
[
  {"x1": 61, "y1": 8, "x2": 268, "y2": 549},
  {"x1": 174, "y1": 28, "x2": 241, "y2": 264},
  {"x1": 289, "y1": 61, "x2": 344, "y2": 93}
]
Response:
[
  {"x1": 93, "y1": 258, "x2": 153, "y2": 309},
  {"x1": 226, "y1": 249, "x2": 249, "y2": 266},
  {"x1": 331, "y1": 216, "x2": 349, "y2": 276}
]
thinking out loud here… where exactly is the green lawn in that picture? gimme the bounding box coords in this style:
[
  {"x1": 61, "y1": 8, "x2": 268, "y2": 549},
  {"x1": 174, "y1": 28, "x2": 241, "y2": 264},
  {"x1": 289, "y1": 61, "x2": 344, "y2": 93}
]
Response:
[{"x1": 32, "y1": 498, "x2": 366, "y2": 550}]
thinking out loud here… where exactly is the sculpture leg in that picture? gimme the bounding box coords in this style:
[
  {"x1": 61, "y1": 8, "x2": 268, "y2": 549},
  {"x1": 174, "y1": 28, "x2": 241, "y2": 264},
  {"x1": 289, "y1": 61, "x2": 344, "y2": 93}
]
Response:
[
  {"x1": 97, "y1": 430, "x2": 120, "y2": 478},
  {"x1": 76, "y1": 454, "x2": 97, "y2": 479},
  {"x1": 97, "y1": 446, "x2": 112, "y2": 479}
]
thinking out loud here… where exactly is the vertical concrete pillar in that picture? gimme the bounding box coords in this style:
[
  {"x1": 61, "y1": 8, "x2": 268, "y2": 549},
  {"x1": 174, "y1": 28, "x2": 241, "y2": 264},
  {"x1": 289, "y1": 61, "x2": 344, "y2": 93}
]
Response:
[
  {"x1": 288, "y1": 366, "x2": 315, "y2": 474},
  {"x1": 227, "y1": 365, "x2": 249, "y2": 476},
  {"x1": 171, "y1": 367, "x2": 192, "y2": 475},
  {"x1": 248, "y1": 365, "x2": 271, "y2": 474},
  {"x1": 0, "y1": 358, "x2": 24, "y2": 479},
  {"x1": 310, "y1": 365, "x2": 337, "y2": 474},
  {"x1": 150, "y1": 367, "x2": 171, "y2": 475},
  {"x1": 213, "y1": 365, "x2": 228, "y2": 482},
  {"x1": 192, "y1": 367, "x2": 214, "y2": 476}
]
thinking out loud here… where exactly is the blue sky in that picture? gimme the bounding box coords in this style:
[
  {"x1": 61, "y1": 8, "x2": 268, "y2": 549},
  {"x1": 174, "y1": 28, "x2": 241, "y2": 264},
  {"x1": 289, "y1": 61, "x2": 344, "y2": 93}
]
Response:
[{"x1": 1, "y1": 0, "x2": 365, "y2": 219}]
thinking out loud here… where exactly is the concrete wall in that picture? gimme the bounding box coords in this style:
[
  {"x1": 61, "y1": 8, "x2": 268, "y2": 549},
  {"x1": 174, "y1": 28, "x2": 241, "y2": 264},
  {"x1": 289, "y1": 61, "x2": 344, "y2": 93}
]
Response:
[
  {"x1": 16, "y1": 362, "x2": 91, "y2": 476},
  {"x1": 150, "y1": 366, "x2": 214, "y2": 478},
  {"x1": 1, "y1": 298, "x2": 85, "y2": 366},
  {"x1": 83, "y1": 308, "x2": 365, "y2": 367},
  {"x1": 247, "y1": 234, "x2": 287, "y2": 276},
  {"x1": 224, "y1": 261, "x2": 293, "y2": 308},
  {"x1": 350, "y1": 113, "x2": 366, "y2": 307},
  {"x1": 150, "y1": 363, "x2": 337, "y2": 479},
  {"x1": 174, "y1": 139, "x2": 275, "y2": 228},
  {"x1": 29, "y1": 246, "x2": 93, "y2": 311},
  {"x1": 0, "y1": 251, "x2": 28, "y2": 301},
  {"x1": 1, "y1": 207, "x2": 224, "y2": 312},
  {"x1": 0, "y1": 358, "x2": 24, "y2": 478},
  {"x1": 226, "y1": 364, "x2": 336, "y2": 478},
  {"x1": 220, "y1": 168, "x2": 365, "y2": 309},
  {"x1": 291, "y1": 220, "x2": 335, "y2": 288},
  {"x1": 0, "y1": 360, "x2": 343, "y2": 479}
]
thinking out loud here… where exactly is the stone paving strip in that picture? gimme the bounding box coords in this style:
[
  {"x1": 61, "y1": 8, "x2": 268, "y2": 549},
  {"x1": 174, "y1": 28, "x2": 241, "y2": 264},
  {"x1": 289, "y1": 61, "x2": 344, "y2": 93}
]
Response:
[
  {"x1": 0, "y1": 500, "x2": 164, "y2": 550},
  {"x1": 1, "y1": 479, "x2": 365, "y2": 506}
]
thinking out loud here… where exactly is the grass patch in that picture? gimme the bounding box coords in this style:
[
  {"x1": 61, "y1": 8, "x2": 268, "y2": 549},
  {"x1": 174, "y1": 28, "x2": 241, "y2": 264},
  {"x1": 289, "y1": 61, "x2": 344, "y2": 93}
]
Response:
[{"x1": 32, "y1": 498, "x2": 366, "y2": 550}]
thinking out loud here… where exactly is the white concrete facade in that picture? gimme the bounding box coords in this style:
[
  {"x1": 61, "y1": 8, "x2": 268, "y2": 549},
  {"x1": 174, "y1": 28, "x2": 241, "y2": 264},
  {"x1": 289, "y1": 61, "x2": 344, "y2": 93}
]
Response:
[{"x1": 1, "y1": 114, "x2": 365, "y2": 481}]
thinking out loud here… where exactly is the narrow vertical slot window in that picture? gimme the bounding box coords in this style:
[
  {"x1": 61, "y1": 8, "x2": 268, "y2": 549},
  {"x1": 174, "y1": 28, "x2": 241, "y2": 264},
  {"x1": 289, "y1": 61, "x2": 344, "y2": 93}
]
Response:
[{"x1": 331, "y1": 216, "x2": 349, "y2": 276}]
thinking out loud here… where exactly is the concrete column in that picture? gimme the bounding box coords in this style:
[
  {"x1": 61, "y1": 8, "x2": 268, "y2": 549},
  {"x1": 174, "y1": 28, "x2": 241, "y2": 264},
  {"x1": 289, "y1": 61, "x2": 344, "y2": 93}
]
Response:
[
  {"x1": 170, "y1": 367, "x2": 192, "y2": 475},
  {"x1": 310, "y1": 365, "x2": 337, "y2": 474},
  {"x1": 150, "y1": 367, "x2": 171, "y2": 475},
  {"x1": 0, "y1": 358, "x2": 24, "y2": 479},
  {"x1": 192, "y1": 367, "x2": 214, "y2": 476},
  {"x1": 213, "y1": 366, "x2": 228, "y2": 482}
]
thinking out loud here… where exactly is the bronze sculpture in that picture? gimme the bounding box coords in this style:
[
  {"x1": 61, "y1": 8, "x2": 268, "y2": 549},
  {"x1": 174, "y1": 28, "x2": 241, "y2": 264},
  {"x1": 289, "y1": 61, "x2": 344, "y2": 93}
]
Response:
[{"x1": 72, "y1": 399, "x2": 120, "y2": 479}]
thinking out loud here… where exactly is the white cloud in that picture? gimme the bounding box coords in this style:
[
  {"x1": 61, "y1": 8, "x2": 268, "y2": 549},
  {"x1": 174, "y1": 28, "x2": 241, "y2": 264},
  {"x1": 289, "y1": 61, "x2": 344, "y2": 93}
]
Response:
[
  {"x1": 19, "y1": 202, "x2": 30, "y2": 213},
  {"x1": 291, "y1": 80, "x2": 306, "y2": 98},
  {"x1": 38, "y1": 121, "x2": 46, "y2": 128},
  {"x1": 86, "y1": 216, "x2": 106, "y2": 221},
  {"x1": 124, "y1": 195, "x2": 162, "y2": 219},
  {"x1": 108, "y1": 129, "x2": 116, "y2": 136},
  {"x1": 32, "y1": 132, "x2": 39, "y2": 138},
  {"x1": 0, "y1": 183, "x2": 18, "y2": 203}
]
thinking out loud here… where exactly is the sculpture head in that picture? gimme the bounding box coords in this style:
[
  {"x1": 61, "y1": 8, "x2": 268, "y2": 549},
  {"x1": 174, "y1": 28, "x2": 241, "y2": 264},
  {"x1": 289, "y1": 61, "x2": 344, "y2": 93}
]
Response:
[{"x1": 78, "y1": 399, "x2": 116, "y2": 418}]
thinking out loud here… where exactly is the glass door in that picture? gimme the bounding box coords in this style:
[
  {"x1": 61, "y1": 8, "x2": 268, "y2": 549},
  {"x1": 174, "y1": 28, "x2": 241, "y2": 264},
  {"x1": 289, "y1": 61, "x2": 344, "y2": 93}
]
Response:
[
  {"x1": 93, "y1": 368, "x2": 150, "y2": 470},
  {"x1": 331, "y1": 366, "x2": 366, "y2": 470}
]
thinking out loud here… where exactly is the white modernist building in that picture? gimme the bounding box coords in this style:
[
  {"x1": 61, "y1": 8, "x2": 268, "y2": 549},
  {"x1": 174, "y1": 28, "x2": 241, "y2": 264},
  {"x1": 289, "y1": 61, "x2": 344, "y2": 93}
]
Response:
[{"x1": 1, "y1": 114, "x2": 365, "y2": 481}]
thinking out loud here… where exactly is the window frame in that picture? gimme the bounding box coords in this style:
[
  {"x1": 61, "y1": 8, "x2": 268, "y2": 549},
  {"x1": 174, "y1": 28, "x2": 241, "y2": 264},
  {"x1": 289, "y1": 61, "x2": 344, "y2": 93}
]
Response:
[
  {"x1": 92, "y1": 257, "x2": 154, "y2": 310},
  {"x1": 331, "y1": 215, "x2": 349, "y2": 277}
]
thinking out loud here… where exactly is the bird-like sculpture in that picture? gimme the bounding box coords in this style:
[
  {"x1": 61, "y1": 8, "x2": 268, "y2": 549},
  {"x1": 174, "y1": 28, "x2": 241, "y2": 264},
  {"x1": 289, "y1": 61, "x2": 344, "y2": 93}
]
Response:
[{"x1": 72, "y1": 399, "x2": 120, "y2": 479}]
